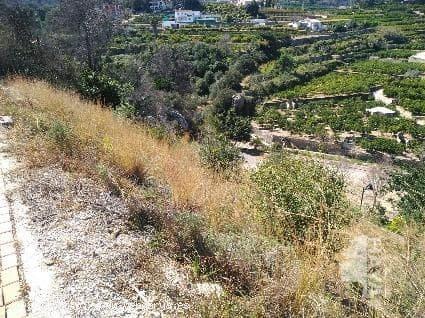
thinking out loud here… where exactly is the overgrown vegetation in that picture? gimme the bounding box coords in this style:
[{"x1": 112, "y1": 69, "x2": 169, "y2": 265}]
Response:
[
  {"x1": 2, "y1": 71, "x2": 424, "y2": 318},
  {"x1": 251, "y1": 154, "x2": 349, "y2": 241},
  {"x1": 1, "y1": 0, "x2": 425, "y2": 315}
]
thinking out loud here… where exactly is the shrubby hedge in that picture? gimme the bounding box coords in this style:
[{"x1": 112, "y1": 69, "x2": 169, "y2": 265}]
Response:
[
  {"x1": 358, "y1": 137, "x2": 405, "y2": 155},
  {"x1": 251, "y1": 154, "x2": 348, "y2": 241}
]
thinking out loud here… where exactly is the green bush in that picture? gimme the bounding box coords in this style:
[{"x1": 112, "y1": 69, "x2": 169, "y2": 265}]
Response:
[
  {"x1": 251, "y1": 154, "x2": 348, "y2": 241},
  {"x1": 359, "y1": 137, "x2": 405, "y2": 155},
  {"x1": 389, "y1": 163, "x2": 425, "y2": 223},
  {"x1": 115, "y1": 102, "x2": 136, "y2": 119},
  {"x1": 200, "y1": 135, "x2": 242, "y2": 172},
  {"x1": 47, "y1": 121, "x2": 75, "y2": 153},
  {"x1": 216, "y1": 110, "x2": 252, "y2": 142},
  {"x1": 78, "y1": 71, "x2": 125, "y2": 107}
]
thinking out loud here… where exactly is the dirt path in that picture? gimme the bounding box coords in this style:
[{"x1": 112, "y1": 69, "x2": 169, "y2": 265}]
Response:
[
  {"x1": 0, "y1": 128, "x2": 70, "y2": 317},
  {"x1": 0, "y1": 128, "x2": 153, "y2": 317},
  {"x1": 0, "y1": 129, "x2": 28, "y2": 318}
]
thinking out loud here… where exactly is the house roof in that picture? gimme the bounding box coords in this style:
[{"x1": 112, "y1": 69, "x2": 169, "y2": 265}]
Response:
[
  {"x1": 410, "y1": 51, "x2": 425, "y2": 62},
  {"x1": 366, "y1": 107, "x2": 396, "y2": 115}
]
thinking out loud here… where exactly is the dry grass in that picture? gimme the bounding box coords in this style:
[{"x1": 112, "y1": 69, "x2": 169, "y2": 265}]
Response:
[
  {"x1": 1, "y1": 77, "x2": 254, "y2": 232},
  {"x1": 2, "y1": 78, "x2": 423, "y2": 317}
]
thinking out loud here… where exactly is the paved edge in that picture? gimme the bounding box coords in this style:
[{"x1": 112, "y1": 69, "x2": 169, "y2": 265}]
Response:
[{"x1": 0, "y1": 134, "x2": 27, "y2": 318}]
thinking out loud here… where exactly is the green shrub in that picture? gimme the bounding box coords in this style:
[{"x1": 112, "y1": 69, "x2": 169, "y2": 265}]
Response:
[
  {"x1": 359, "y1": 137, "x2": 405, "y2": 155},
  {"x1": 386, "y1": 215, "x2": 406, "y2": 234},
  {"x1": 200, "y1": 135, "x2": 242, "y2": 172},
  {"x1": 115, "y1": 102, "x2": 136, "y2": 119},
  {"x1": 389, "y1": 163, "x2": 425, "y2": 223},
  {"x1": 251, "y1": 154, "x2": 348, "y2": 241},
  {"x1": 78, "y1": 71, "x2": 125, "y2": 107},
  {"x1": 216, "y1": 110, "x2": 252, "y2": 142},
  {"x1": 47, "y1": 121, "x2": 75, "y2": 153}
]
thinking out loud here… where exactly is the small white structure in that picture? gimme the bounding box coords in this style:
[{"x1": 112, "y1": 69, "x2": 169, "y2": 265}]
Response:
[
  {"x1": 149, "y1": 0, "x2": 170, "y2": 11},
  {"x1": 373, "y1": 89, "x2": 393, "y2": 106},
  {"x1": 163, "y1": 10, "x2": 220, "y2": 28},
  {"x1": 0, "y1": 116, "x2": 13, "y2": 128},
  {"x1": 408, "y1": 51, "x2": 425, "y2": 63},
  {"x1": 175, "y1": 10, "x2": 201, "y2": 23},
  {"x1": 162, "y1": 20, "x2": 179, "y2": 28},
  {"x1": 236, "y1": 0, "x2": 253, "y2": 5},
  {"x1": 289, "y1": 18, "x2": 326, "y2": 32},
  {"x1": 366, "y1": 107, "x2": 396, "y2": 116},
  {"x1": 250, "y1": 18, "x2": 268, "y2": 26}
]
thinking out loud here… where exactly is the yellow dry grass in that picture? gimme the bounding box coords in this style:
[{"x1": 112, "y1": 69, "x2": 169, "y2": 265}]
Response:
[{"x1": 3, "y1": 78, "x2": 253, "y2": 230}]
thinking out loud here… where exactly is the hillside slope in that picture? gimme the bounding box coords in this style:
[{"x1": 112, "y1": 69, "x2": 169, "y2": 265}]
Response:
[{"x1": 0, "y1": 78, "x2": 424, "y2": 317}]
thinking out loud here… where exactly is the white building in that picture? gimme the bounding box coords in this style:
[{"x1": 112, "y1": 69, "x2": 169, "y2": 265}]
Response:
[
  {"x1": 175, "y1": 10, "x2": 202, "y2": 23},
  {"x1": 250, "y1": 18, "x2": 268, "y2": 26},
  {"x1": 408, "y1": 51, "x2": 425, "y2": 63},
  {"x1": 162, "y1": 20, "x2": 179, "y2": 28},
  {"x1": 289, "y1": 18, "x2": 326, "y2": 32},
  {"x1": 236, "y1": 0, "x2": 254, "y2": 5},
  {"x1": 366, "y1": 107, "x2": 396, "y2": 116},
  {"x1": 163, "y1": 10, "x2": 220, "y2": 28},
  {"x1": 149, "y1": 0, "x2": 172, "y2": 12}
]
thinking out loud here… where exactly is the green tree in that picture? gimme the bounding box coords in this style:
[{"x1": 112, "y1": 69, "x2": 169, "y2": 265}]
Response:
[
  {"x1": 130, "y1": 0, "x2": 151, "y2": 12},
  {"x1": 245, "y1": 1, "x2": 261, "y2": 18},
  {"x1": 276, "y1": 51, "x2": 295, "y2": 72},
  {"x1": 389, "y1": 163, "x2": 425, "y2": 223},
  {"x1": 147, "y1": 14, "x2": 162, "y2": 37}
]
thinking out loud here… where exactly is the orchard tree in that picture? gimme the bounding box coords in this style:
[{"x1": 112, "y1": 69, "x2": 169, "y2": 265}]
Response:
[{"x1": 245, "y1": 1, "x2": 261, "y2": 18}]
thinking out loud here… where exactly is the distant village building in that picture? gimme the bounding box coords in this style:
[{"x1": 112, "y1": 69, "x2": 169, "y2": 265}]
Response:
[
  {"x1": 102, "y1": 4, "x2": 125, "y2": 17},
  {"x1": 236, "y1": 0, "x2": 254, "y2": 5},
  {"x1": 366, "y1": 107, "x2": 396, "y2": 117},
  {"x1": 149, "y1": 0, "x2": 172, "y2": 11},
  {"x1": 175, "y1": 10, "x2": 202, "y2": 23},
  {"x1": 250, "y1": 18, "x2": 269, "y2": 26},
  {"x1": 288, "y1": 18, "x2": 326, "y2": 32},
  {"x1": 201, "y1": 0, "x2": 250, "y2": 5},
  {"x1": 163, "y1": 10, "x2": 220, "y2": 28},
  {"x1": 408, "y1": 52, "x2": 425, "y2": 63}
]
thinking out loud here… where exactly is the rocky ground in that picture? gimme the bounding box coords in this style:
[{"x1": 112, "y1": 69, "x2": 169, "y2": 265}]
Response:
[
  {"x1": 0, "y1": 130, "x2": 226, "y2": 317},
  {"x1": 15, "y1": 166, "x2": 151, "y2": 317}
]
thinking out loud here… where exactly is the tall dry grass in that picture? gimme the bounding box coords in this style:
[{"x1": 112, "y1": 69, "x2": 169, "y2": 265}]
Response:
[
  {"x1": 3, "y1": 78, "x2": 422, "y2": 317},
  {"x1": 3, "y1": 78, "x2": 254, "y2": 231}
]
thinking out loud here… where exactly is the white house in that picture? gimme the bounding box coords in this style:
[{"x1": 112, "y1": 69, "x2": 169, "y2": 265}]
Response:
[
  {"x1": 162, "y1": 20, "x2": 179, "y2": 28},
  {"x1": 175, "y1": 10, "x2": 202, "y2": 23},
  {"x1": 236, "y1": 0, "x2": 254, "y2": 5},
  {"x1": 289, "y1": 18, "x2": 326, "y2": 32},
  {"x1": 163, "y1": 10, "x2": 219, "y2": 28},
  {"x1": 250, "y1": 18, "x2": 268, "y2": 26},
  {"x1": 149, "y1": 0, "x2": 172, "y2": 12},
  {"x1": 408, "y1": 51, "x2": 425, "y2": 63},
  {"x1": 366, "y1": 107, "x2": 396, "y2": 116}
]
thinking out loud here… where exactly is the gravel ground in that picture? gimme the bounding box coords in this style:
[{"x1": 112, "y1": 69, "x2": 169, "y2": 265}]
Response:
[
  {"x1": 0, "y1": 157, "x2": 204, "y2": 318},
  {"x1": 7, "y1": 164, "x2": 223, "y2": 317},
  {"x1": 16, "y1": 166, "x2": 157, "y2": 317}
]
